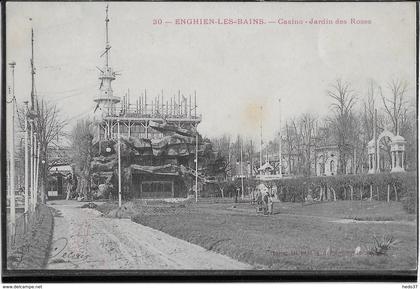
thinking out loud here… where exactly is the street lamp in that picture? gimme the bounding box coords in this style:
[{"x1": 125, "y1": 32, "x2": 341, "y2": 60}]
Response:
[
  {"x1": 35, "y1": 140, "x2": 40, "y2": 209},
  {"x1": 117, "y1": 120, "x2": 122, "y2": 208},
  {"x1": 32, "y1": 132, "x2": 38, "y2": 211},
  {"x1": 8, "y1": 61, "x2": 16, "y2": 241},
  {"x1": 41, "y1": 160, "x2": 45, "y2": 203},
  {"x1": 23, "y1": 101, "x2": 29, "y2": 215},
  {"x1": 195, "y1": 130, "x2": 198, "y2": 203}
]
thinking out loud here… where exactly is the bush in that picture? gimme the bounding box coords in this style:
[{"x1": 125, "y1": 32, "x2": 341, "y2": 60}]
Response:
[
  {"x1": 399, "y1": 172, "x2": 417, "y2": 214},
  {"x1": 367, "y1": 234, "x2": 400, "y2": 256},
  {"x1": 211, "y1": 172, "x2": 417, "y2": 213},
  {"x1": 271, "y1": 172, "x2": 417, "y2": 212}
]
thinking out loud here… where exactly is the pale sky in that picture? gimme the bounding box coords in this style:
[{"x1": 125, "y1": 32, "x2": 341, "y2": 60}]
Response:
[{"x1": 6, "y1": 2, "x2": 417, "y2": 141}]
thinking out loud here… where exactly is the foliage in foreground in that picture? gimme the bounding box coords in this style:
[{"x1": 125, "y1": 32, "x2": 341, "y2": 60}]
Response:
[{"x1": 366, "y1": 234, "x2": 400, "y2": 256}]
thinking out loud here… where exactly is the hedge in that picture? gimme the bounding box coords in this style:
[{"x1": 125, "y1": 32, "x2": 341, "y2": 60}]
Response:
[
  {"x1": 214, "y1": 172, "x2": 417, "y2": 213},
  {"x1": 273, "y1": 172, "x2": 416, "y2": 206}
]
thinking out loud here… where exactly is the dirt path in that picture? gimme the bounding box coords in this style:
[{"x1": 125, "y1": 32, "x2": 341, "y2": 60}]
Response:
[{"x1": 46, "y1": 200, "x2": 252, "y2": 270}]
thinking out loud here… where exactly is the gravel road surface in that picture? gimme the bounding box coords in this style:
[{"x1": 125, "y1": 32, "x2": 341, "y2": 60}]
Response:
[{"x1": 46, "y1": 200, "x2": 251, "y2": 270}]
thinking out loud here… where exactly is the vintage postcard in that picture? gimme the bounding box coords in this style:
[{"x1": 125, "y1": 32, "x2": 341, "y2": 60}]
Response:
[{"x1": 3, "y1": 1, "x2": 418, "y2": 283}]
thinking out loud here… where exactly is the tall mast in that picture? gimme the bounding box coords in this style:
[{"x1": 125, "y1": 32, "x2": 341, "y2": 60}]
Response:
[
  {"x1": 94, "y1": 4, "x2": 119, "y2": 118},
  {"x1": 30, "y1": 28, "x2": 35, "y2": 110},
  {"x1": 105, "y1": 4, "x2": 110, "y2": 68}
]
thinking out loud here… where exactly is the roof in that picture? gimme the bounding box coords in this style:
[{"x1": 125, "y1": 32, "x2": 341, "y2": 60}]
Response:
[
  {"x1": 258, "y1": 162, "x2": 274, "y2": 171},
  {"x1": 391, "y1": 135, "x2": 406, "y2": 142}
]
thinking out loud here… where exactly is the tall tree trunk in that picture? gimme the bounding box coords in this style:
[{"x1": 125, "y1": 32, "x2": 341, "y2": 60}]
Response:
[{"x1": 393, "y1": 184, "x2": 398, "y2": 201}]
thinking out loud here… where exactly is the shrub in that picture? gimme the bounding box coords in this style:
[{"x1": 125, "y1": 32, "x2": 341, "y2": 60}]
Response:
[
  {"x1": 272, "y1": 172, "x2": 417, "y2": 211},
  {"x1": 366, "y1": 234, "x2": 399, "y2": 256},
  {"x1": 399, "y1": 172, "x2": 417, "y2": 214},
  {"x1": 211, "y1": 172, "x2": 417, "y2": 213}
]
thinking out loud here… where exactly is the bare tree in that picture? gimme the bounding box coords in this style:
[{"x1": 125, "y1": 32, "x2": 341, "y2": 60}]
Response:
[
  {"x1": 398, "y1": 96, "x2": 417, "y2": 170},
  {"x1": 314, "y1": 120, "x2": 332, "y2": 175},
  {"x1": 244, "y1": 138, "x2": 255, "y2": 176},
  {"x1": 358, "y1": 80, "x2": 387, "y2": 172},
  {"x1": 379, "y1": 79, "x2": 409, "y2": 135},
  {"x1": 282, "y1": 115, "x2": 317, "y2": 176},
  {"x1": 327, "y1": 79, "x2": 358, "y2": 175},
  {"x1": 361, "y1": 80, "x2": 376, "y2": 141},
  {"x1": 291, "y1": 118, "x2": 305, "y2": 175},
  {"x1": 17, "y1": 99, "x2": 68, "y2": 202},
  {"x1": 284, "y1": 121, "x2": 296, "y2": 175},
  {"x1": 210, "y1": 134, "x2": 232, "y2": 180},
  {"x1": 298, "y1": 113, "x2": 317, "y2": 176}
]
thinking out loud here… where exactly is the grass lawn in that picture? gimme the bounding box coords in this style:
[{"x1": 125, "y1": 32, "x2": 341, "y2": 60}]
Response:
[
  {"x1": 100, "y1": 199, "x2": 417, "y2": 270},
  {"x1": 272, "y1": 200, "x2": 416, "y2": 221}
]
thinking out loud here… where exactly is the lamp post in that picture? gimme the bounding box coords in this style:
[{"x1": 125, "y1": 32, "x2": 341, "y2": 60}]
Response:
[
  {"x1": 34, "y1": 140, "x2": 40, "y2": 210},
  {"x1": 8, "y1": 61, "x2": 16, "y2": 240},
  {"x1": 36, "y1": 142, "x2": 41, "y2": 203},
  {"x1": 195, "y1": 130, "x2": 198, "y2": 203},
  {"x1": 41, "y1": 159, "x2": 46, "y2": 203},
  {"x1": 24, "y1": 101, "x2": 29, "y2": 215},
  {"x1": 30, "y1": 122, "x2": 34, "y2": 211},
  {"x1": 117, "y1": 120, "x2": 122, "y2": 208},
  {"x1": 33, "y1": 133, "x2": 37, "y2": 211}
]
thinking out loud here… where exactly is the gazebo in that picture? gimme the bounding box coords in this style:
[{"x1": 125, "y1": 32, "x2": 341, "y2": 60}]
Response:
[
  {"x1": 367, "y1": 131, "x2": 406, "y2": 174},
  {"x1": 258, "y1": 161, "x2": 274, "y2": 176},
  {"x1": 390, "y1": 134, "x2": 406, "y2": 173}
]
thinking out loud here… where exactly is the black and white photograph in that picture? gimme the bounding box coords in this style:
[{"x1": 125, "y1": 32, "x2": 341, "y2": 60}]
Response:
[{"x1": 2, "y1": 1, "x2": 418, "y2": 283}]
